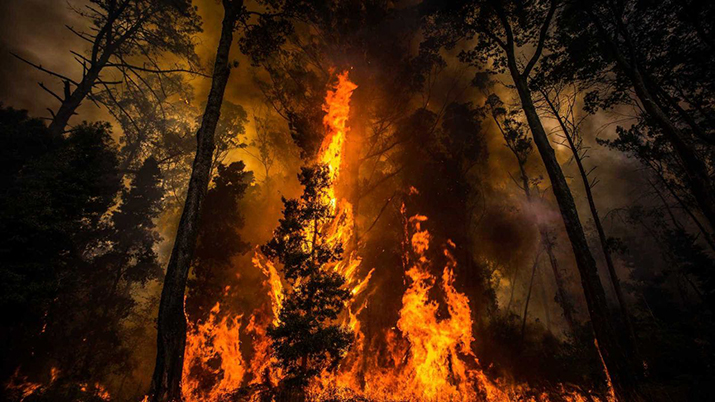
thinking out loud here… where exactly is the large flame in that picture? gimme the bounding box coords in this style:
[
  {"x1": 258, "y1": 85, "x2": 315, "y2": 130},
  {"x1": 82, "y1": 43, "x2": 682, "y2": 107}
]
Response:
[
  {"x1": 177, "y1": 70, "x2": 604, "y2": 402},
  {"x1": 3, "y1": 70, "x2": 611, "y2": 402},
  {"x1": 182, "y1": 302, "x2": 246, "y2": 402}
]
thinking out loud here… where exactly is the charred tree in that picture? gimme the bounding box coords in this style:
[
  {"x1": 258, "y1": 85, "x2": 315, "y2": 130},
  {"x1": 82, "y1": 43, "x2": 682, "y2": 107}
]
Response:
[{"x1": 150, "y1": 2, "x2": 242, "y2": 401}]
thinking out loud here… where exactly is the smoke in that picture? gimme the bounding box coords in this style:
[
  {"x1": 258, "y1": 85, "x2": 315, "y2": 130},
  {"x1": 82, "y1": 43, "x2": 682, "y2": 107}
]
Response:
[{"x1": 1, "y1": 0, "x2": 672, "y2": 398}]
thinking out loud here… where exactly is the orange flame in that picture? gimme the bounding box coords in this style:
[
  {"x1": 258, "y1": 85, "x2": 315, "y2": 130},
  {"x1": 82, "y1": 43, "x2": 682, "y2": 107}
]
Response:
[
  {"x1": 182, "y1": 303, "x2": 246, "y2": 402},
  {"x1": 179, "y1": 70, "x2": 604, "y2": 402}
]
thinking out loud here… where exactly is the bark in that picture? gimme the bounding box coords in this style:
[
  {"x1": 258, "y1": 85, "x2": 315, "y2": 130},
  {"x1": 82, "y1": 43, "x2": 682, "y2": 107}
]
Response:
[
  {"x1": 510, "y1": 66, "x2": 642, "y2": 399},
  {"x1": 540, "y1": 90, "x2": 638, "y2": 352},
  {"x1": 150, "y1": 3, "x2": 240, "y2": 401}
]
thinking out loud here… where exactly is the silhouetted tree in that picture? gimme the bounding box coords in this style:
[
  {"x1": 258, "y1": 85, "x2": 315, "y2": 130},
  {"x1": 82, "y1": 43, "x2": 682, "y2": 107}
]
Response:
[
  {"x1": 423, "y1": 1, "x2": 643, "y2": 398},
  {"x1": 262, "y1": 165, "x2": 352, "y2": 396},
  {"x1": 13, "y1": 0, "x2": 201, "y2": 137},
  {"x1": 557, "y1": 0, "x2": 715, "y2": 233},
  {"x1": 150, "y1": 1, "x2": 244, "y2": 400},
  {"x1": 0, "y1": 106, "x2": 123, "y2": 387}
]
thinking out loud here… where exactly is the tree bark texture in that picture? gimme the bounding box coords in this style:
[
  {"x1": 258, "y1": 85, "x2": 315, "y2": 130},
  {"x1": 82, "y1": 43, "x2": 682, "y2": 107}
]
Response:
[
  {"x1": 150, "y1": 3, "x2": 240, "y2": 400},
  {"x1": 511, "y1": 71, "x2": 642, "y2": 400}
]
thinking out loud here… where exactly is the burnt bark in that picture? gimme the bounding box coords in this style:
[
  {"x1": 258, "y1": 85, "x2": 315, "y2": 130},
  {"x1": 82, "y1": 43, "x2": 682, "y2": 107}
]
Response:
[{"x1": 150, "y1": 2, "x2": 241, "y2": 401}]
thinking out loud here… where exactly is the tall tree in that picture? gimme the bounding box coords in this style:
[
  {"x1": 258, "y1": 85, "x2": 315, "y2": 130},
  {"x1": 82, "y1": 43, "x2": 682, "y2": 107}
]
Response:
[
  {"x1": 557, "y1": 0, "x2": 715, "y2": 233},
  {"x1": 262, "y1": 165, "x2": 352, "y2": 397},
  {"x1": 424, "y1": 0, "x2": 642, "y2": 398},
  {"x1": 484, "y1": 93, "x2": 577, "y2": 334},
  {"x1": 533, "y1": 81, "x2": 638, "y2": 352},
  {"x1": 0, "y1": 107, "x2": 123, "y2": 388},
  {"x1": 13, "y1": 0, "x2": 201, "y2": 137},
  {"x1": 150, "y1": 1, "x2": 243, "y2": 400}
]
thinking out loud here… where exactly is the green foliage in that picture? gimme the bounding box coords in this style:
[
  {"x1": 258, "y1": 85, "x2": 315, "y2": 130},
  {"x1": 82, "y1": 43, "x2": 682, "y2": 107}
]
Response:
[{"x1": 262, "y1": 164, "x2": 351, "y2": 388}]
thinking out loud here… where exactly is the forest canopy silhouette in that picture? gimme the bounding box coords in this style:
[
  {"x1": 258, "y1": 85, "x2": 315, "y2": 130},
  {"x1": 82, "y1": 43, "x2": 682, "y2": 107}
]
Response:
[{"x1": 1, "y1": 0, "x2": 714, "y2": 401}]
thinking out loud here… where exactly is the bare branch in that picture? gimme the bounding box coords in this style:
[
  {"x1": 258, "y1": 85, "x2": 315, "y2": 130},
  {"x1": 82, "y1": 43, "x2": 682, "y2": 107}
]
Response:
[
  {"x1": 106, "y1": 63, "x2": 208, "y2": 77},
  {"x1": 11, "y1": 53, "x2": 79, "y2": 86},
  {"x1": 38, "y1": 82, "x2": 64, "y2": 103}
]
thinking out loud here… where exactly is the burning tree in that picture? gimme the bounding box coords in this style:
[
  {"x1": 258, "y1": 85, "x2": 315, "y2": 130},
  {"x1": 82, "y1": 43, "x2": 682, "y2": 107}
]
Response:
[{"x1": 262, "y1": 164, "x2": 353, "y2": 393}]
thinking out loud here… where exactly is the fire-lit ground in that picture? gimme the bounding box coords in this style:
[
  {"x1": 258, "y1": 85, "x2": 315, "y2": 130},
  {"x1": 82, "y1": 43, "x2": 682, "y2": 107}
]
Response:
[{"x1": 178, "y1": 72, "x2": 612, "y2": 402}]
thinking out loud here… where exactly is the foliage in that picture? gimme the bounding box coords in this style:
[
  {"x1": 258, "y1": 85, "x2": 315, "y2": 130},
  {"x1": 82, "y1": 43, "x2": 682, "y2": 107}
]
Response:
[
  {"x1": 0, "y1": 106, "x2": 163, "y2": 391},
  {"x1": 187, "y1": 161, "x2": 253, "y2": 321},
  {"x1": 262, "y1": 165, "x2": 352, "y2": 388}
]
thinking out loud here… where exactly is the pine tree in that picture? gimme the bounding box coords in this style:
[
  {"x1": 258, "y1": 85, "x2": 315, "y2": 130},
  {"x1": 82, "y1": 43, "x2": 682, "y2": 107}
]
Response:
[{"x1": 262, "y1": 164, "x2": 352, "y2": 390}]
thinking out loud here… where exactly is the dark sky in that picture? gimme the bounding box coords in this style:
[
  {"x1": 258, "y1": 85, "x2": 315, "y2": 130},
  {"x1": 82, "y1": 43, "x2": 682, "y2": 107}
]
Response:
[
  {"x1": 0, "y1": 0, "x2": 90, "y2": 117},
  {"x1": 0, "y1": 0, "x2": 260, "y2": 124}
]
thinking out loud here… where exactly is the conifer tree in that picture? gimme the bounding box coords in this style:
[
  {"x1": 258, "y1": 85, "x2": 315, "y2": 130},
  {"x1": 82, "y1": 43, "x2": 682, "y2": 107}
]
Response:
[{"x1": 262, "y1": 164, "x2": 352, "y2": 390}]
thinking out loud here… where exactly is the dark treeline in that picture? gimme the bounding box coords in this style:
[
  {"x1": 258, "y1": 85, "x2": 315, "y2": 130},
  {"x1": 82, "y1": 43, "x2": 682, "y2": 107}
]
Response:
[{"x1": 1, "y1": 0, "x2": 714, "y2": 401}]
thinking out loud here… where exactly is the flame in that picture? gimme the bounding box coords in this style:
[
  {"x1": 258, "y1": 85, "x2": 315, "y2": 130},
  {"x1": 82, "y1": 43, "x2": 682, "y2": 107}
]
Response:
[
  {"x1": 4, "y1": 367, "x2": 111, "y2": 401},
  {"x1": 177, "y1": 70, "x2": 604, "y2": 401},
  {"x1": 182, "y1": 303, "x2": 246, "y2": 402},
  {"x1": 252, "y1": 251, "x2": 284, "y2": 323},
  {"x1": 319, "y1": 70, "x2": 358, "y2": 180}
]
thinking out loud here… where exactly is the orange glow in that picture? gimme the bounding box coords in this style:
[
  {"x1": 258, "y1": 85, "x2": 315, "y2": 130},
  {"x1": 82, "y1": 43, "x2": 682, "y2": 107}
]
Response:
[
  {"x1": 177, "y1": 70, "x2": 604, "y2": 401},
  {"x1": 182, "y1": 303, "x2": 246, "y2": 402}
]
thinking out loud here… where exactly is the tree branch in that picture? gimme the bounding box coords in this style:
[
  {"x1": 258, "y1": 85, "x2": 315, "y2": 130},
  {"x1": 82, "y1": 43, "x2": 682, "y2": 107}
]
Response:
[
  {"x1": 522, "y1": 0, "x2": 559, "y2": 78},
  {"x1": 11, "y1": 53, "x2": 80, "y2": 85}
]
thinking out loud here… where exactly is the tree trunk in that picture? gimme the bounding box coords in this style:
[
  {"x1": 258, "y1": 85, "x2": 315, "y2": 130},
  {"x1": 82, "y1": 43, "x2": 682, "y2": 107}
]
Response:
[
  {"x1": 511, "y1": 70, "x2": 642, "y2": 400},
  {"x1": 541, "y1": 90, "x2": 639, "y2": 353},
  {"x1": 47, "y1": 62, "x2": 106, "y2": 137},
  {"x1": 150, "y1": 3, "x2": 239, "y2": 401},
  {"x1": 542, "y1": 229, "x2": 578, "y2": 333}
]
